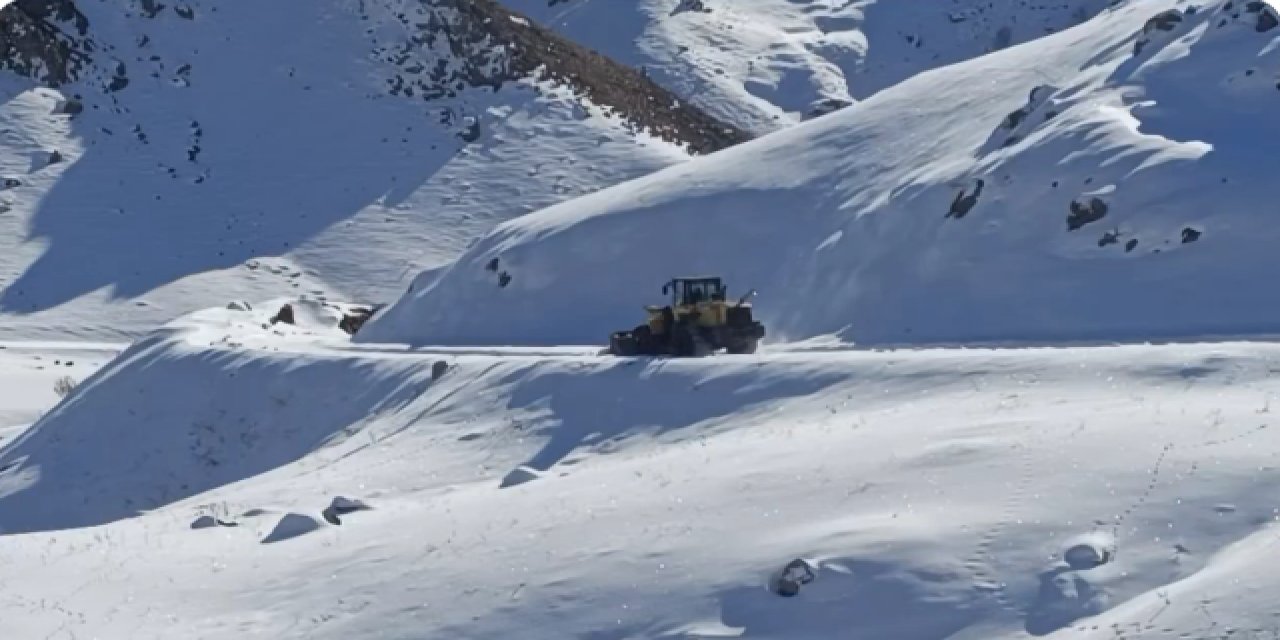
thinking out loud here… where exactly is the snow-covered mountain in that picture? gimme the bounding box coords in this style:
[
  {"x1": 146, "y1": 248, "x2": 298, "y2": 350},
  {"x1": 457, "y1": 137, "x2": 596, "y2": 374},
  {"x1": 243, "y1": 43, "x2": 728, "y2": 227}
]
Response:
[
  {"x1": 504, "y1": 0, "x2": 1123, "y2": 132},
  {"x1": 8, "y1": 1, "x2": 1280, "y2": 639},
  {"x1": 365, "y1": 0, "x2": 1280, "y2": 348},
  {"x1": 0, "y1": 0, "x2": 738, "y2": 341}
]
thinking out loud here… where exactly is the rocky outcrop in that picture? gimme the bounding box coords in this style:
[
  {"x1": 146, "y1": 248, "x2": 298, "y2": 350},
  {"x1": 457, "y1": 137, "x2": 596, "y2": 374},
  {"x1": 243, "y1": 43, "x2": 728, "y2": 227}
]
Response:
[
  {"x1": 1067, "y1": 197, "x2": 1109, "y2": 231},
  {"x1": 0, "y1": 0, "x2": 93, "y2": 85},
  {"x1": 430, "y1": 0, "x2": 750, "y2": 153},
  {"x1": 0, "y1": 0, "x2": 748, "y2": 155}
]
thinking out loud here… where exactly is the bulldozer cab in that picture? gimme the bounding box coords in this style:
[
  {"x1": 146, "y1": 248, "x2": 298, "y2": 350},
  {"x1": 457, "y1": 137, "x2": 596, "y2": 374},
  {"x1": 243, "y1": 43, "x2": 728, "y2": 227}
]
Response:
[{"x1": 663, "y1": 277, "x2": 726, "y2": 308}]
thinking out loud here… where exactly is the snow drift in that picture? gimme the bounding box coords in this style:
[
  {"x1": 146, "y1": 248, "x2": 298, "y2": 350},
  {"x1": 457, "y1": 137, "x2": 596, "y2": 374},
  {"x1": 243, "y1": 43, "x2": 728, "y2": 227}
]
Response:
[{"x1": 364, "y1": 0, "x2": 1280, "y2": 348}]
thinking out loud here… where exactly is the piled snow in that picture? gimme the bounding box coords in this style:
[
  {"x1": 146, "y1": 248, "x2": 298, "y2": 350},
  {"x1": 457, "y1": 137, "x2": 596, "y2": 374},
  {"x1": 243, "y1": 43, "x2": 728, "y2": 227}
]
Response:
[
  {"x1": 508, "y1": 0, "x2": 1119, "y2": 132},
  {"x1": 366, "y1": 0, "x2": 1280, "y2": 348},
  {"x1": 0, "y1": 0, "x2": 687, "y2": 341},
  {"x1": 8, "y1": 307, "x2": 1280, "y2": 637}
]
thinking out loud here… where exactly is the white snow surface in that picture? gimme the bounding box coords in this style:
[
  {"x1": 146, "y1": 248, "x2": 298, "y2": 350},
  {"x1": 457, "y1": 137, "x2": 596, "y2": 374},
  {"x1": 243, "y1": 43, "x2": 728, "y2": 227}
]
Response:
[
  {"x1": 0, "y1": 341, "x2": 119, "y2": 435},
  {"x1": 0, "y1": 0, "x2": 687, "y2": 342},
  {"x1": 8, "y1": 2, "x2": 1280, "y2": 639},
  {"x1": 504, "y1": 0, "x2": 1119, "y2": 132},
  {"x1": 8, "y1": 304, "x2": 1280, "y2": 638},
  {"x1": 366, "y1": 0, "x2": 1280, "y2": 348}
]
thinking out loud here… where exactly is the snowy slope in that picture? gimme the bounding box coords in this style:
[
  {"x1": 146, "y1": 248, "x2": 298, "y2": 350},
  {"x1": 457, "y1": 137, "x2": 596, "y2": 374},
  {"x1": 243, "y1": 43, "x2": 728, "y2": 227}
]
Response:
[
  {"x1": 8, "y1": 305, "x2": 1280, "y2": 638},
  {"x1": 365, "y1": 0, "x2": 1280, "y2": 348},
  {"x1": 0, "y1": 340, "x2": 117, "y2": 434},
  {"x1": 0, "y1": 0, "x2": 691, "y2": 341},
  {"x1": 504, "y1": 0, "x2": 1121, "y2": 132}
]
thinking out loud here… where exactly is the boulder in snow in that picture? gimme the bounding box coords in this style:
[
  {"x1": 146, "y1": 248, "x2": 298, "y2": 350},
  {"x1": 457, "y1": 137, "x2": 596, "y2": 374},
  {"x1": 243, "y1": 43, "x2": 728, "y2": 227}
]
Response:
[
  {"x1": 771, "y1": 558, "x2": 817, "y2": 597},
  {"x1": 339, "y1": 306, "x2": 376, "y2": 335},
  {"x1": 190, "y1": 514, "x2": 238, "y2": 529},
  {"x1": 270, "y1": 303, "x2": 295, "y2": 325},
  {"x1": 1067, "y1": 197, "x2": 1109, "y2": 231},
  {"x1": 1064, "y1": 542, "x2": 1113, "y2": 570},
  {"x1": 1247, "y1": 1, "x2": 1280, "y2": 32},
  {"x1": 946, "y1": 179, "x2": 985, "y2": 219},
  {"x1": 53, "y1": 98, "x2": 84, "y2": 116},
  {"x1": 321, "y1": 495, "x2": 372, "y2": 525}
]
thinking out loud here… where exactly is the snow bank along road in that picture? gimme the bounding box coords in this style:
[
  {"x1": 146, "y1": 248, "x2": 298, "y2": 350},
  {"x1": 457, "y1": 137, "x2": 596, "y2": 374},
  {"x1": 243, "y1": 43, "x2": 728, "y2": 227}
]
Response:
[{"x1": 4, "y1": 304, "x2": 1280, "y2": 639}]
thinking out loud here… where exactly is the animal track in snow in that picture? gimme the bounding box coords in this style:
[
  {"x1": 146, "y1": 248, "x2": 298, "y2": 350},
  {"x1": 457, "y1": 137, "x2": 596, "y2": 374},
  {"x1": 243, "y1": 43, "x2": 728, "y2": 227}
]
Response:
[{"x1": 962, "y1": 435, "x2": 1037, "y2": 617}]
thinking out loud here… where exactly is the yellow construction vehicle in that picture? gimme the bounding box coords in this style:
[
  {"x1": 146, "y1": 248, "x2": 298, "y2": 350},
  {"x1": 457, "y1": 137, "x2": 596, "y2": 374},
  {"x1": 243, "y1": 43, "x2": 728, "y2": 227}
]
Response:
[{"x1": 608, "y1": 277, "x2": 765, "y2": 357}]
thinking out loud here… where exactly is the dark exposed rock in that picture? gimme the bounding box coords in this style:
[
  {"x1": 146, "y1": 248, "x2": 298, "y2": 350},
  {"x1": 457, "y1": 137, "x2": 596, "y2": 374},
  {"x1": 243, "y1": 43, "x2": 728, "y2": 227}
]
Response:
[
  {"x1": 140, "y1": 0, "x2": 164, "y2": 19},
  {"x1": 1247, "y1": 1, "x2": 1279, "y2": 31},
  {"x1": 53, "y1": 97, "x2": 82, "y2": 115},
  {"x1": 190, "y1": 514, "x2": 238, "y2": 529},
  {"x1": 458, "y1": 115, "x2": 481, "y2": 143},
  {"x1": 1125, "y1": 238, "x2": 1139, "y2": 252},
  {"x1": 442, "y1": 0, "x2": 749, "y2": 154},
  {"x1": 270, "y1": 303, "x2": 295, "y2": 325},
  {"x1": 1181, "y1": 226, "x2": 1202, "y2": 243},
  {"x1": 339, "y1": 305, "x2": 382, "y2": 335},
  {"x1": 946, "y1": 179, "x2": 985, "y2": 219},
  {"x1": 1134, "y1": 10, "x2": 1184, "y2": 56},
  {"x1": 1, "y1": 0, "x2": 748, "y2": 155},
  {"x1": 431, "y1": 359, "x2": 449, "y2": 380},
  {"x1": 671, "y1": 0, "x2": 712, "y2": 15},
  {"x1": 1064, "y1": 542, "x2": 1112, "y2": 570},
  {"x1": 321, "y1": 495, "x2": 371, "y2": 525},
  {"x1": 0, "y1": 0, "x2": 93, "y2": 85},
  {"x1": 771, "y1": 559, "x2": 817, "y2": 597},
  {"x1": 1142, "y1": 9, "x2": 1184, "y2": 34},
  {"x1": 990, "y1": 85, "x2": 1056, "y2": 151},
  {"x1": 1067, "y1": 197, "x2": 1108, "y2": 231},
  {"x1": 805, "y1": 97, "x2": 853, "y2": 120}
]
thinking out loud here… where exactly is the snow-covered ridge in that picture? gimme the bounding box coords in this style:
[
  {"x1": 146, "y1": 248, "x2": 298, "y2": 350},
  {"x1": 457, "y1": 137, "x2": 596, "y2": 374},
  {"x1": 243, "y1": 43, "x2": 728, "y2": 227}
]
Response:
[
  {"x1": 507, "y1": 0, "x2": 1126, "y2": 132},
  {"x1": 364, "y1": 0, "x2": 1280, "y2": 348}
]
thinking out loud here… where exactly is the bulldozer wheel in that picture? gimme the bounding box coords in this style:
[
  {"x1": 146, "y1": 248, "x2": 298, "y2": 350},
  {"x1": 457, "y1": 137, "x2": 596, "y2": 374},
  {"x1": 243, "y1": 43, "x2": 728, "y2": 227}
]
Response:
[
  {"x1": 632, "y1": 324, "x2": 658, "y2": 355},
  {"x1": 727, "y1": 339, "x2": 759, "y2": 355},
  {"x1": 610, "y1": 331, "x2": 639, "y2": 357},
  {"x1": 671, "y1": 325, "x2": 697, "y2": 357}
]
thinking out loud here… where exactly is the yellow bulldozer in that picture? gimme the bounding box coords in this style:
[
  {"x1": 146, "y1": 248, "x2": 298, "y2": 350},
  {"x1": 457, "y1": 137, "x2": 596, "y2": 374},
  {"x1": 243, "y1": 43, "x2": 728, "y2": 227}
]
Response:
[{"x1": 608, "y1": 277, "x2": 765, "y2": 357}]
